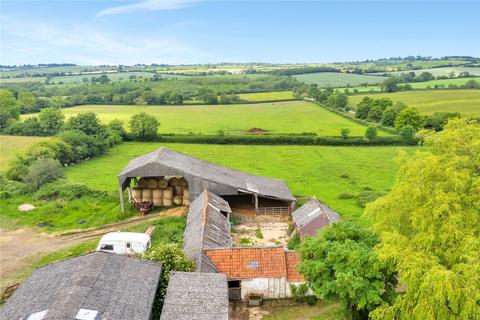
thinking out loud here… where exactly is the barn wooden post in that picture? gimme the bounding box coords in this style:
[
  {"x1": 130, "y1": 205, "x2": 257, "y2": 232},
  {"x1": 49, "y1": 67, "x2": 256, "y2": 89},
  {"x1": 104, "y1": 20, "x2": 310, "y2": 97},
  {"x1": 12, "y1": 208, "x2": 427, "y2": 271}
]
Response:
[
  {"x1": 119, "y1": 185, "x2": 125, "y2": 213},
  {"x1": 254, "y1": 194, "x2": 259, "y2": 214}
]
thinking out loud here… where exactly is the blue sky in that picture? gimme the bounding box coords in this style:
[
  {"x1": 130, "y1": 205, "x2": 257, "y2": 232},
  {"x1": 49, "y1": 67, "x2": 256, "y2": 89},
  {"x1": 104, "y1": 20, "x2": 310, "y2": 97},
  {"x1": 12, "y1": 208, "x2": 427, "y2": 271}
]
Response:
[{"x1": 1, "y1": 1, "x2": 479, "y2": 65}]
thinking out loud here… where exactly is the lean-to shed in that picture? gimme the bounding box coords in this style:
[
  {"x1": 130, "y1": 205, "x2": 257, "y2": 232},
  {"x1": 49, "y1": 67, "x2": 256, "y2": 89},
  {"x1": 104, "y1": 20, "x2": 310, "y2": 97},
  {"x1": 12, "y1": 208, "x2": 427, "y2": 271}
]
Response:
[
  {"x1": 183, "y1": 190, "x2": 232, "y2": 272},
  {"x1": 0, "y1": 251, "x2": 162, "y2": 320},
  {"x1": 160, "y1": 272, "x2": 229, "y2": 320},
  {"x1": 291, "y1": 197, "x2": 341, "y2": 239},
  {"x1": 117, "y1": 147, "x2": 295, "y2": 213}
]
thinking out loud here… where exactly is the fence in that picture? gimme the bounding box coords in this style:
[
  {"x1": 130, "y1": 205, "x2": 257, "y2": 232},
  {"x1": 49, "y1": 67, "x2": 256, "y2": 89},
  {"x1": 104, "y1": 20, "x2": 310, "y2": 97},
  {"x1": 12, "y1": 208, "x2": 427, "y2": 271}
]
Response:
[{"x1": 256, "y1": 207, "x2": 290, "y2": 215}]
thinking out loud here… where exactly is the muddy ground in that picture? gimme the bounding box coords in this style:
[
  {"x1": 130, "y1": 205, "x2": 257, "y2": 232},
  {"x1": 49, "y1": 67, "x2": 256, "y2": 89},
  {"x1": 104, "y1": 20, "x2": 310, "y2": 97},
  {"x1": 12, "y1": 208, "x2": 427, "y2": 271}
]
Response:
[{"x1": 232, "y1": 221, "x2": 290, "y2": 247}]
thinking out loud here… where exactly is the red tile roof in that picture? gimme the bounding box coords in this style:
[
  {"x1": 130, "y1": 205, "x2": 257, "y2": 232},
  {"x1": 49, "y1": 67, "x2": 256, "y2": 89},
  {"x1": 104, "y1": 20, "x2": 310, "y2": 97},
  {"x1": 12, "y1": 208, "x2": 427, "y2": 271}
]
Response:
[
  {"x1": 285, "y1": 251, "x2": 304, "y2": 282},
  {"x1": 204, "y1": 246, "x2": 304, "y2": 282}
]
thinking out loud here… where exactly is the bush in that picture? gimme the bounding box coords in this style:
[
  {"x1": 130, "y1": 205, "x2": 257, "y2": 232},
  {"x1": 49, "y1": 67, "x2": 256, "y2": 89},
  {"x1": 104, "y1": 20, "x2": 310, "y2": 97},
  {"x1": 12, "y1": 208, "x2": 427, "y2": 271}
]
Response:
[
  {"x1": 395, "y1": 107, "x2": 424, "y2": 131},
  {"x1": 364, "y1": 126, "x2": 378, "y2": 141},
  {"x1": 287, "y1": 234, "x2": 301, "y2": 250},
  {"x1": 338, "y1": 192, "x2": 355, "y2": 199},
  {"x1": 290, "y1": 283, "x2": 317, "y2": 305},
  {"x1": 23, "y1": 158, "x2": 64, "y2": 191},
  {"x1": 67, "y1": 112, "x2": 104, "y2": 136},
  {"x1": 129, "y1": 112, "x2": 159, "y2": 141},
  {"x1": 399, "y1": 125, "x2": 417, "y2": 143},
  {"x1": 0, "y1": 176, "x2": 26, "y2": 199},
  {"x1": 35, "y1": 180, "x2": 105, "y2": 200},
  {"x1": 142, "y1": 242, "x2": 195, "y2": 318},
  {"x1": 340, "y1": 128, "x2": 350, "y2": 139},
  {"x1": 356, "y1": 190, "x2": 385, "y2": 208}
]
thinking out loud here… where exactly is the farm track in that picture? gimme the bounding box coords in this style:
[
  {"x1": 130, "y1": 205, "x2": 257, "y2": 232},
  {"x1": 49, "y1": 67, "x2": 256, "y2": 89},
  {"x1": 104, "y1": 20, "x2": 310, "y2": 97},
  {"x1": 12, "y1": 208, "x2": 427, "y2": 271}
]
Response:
[{"x1": 0, "y1": 206, "x2": 186, "y2": 296}]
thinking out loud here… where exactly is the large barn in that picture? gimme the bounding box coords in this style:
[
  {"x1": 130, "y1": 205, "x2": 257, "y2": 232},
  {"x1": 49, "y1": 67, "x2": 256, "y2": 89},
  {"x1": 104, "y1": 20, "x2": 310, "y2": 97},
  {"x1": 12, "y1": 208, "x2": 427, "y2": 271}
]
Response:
[{"x1": 118, "y1": 147, "x2": 296, "y2": 216}]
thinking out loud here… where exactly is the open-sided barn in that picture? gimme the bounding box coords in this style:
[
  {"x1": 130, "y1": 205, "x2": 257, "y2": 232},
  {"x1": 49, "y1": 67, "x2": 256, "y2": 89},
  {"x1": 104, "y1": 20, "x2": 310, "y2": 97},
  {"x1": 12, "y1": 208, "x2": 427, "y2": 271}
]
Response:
[
  {"x1": 160, "y1": 272, "x2": 229, "y2": 320},
  {"x1": 291, "y1": 197, "x2": 341, "y2": 239},
  {"x1": 118, "y1": 147, "x2": 295, "y2": 216},
  {"x1": 0, "y1": 252, "x2": 162, "y2": 320}
]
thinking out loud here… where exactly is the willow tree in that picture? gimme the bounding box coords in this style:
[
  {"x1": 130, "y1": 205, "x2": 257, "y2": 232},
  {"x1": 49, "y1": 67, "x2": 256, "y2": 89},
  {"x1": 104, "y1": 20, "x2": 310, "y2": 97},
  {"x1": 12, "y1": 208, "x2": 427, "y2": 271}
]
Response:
[{"x1": 364, "y1": 118, "x2": 480, "y2": 319}]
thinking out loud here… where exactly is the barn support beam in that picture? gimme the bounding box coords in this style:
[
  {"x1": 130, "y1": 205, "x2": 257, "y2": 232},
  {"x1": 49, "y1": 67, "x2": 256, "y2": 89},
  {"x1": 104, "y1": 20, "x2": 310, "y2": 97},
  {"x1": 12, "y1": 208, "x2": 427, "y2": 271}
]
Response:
[
  {"x1": 254, "y1": 194, "x2": 258, "y2": 212},
  {"x1": 119, "y1": 185, "x2": 125, "y2": 213}
]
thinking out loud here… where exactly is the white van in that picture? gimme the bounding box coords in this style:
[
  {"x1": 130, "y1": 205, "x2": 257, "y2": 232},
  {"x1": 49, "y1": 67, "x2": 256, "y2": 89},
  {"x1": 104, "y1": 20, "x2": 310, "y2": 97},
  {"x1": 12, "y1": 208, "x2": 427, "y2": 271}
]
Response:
[{"x1": 96, "y1": 232, "x2": 151, "y2": 255}]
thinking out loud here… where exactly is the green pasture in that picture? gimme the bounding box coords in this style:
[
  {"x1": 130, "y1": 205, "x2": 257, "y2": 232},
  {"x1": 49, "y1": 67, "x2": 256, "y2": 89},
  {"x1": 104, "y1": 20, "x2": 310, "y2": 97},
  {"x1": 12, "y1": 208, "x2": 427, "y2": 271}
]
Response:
[
  {"x1": 65, "y1": 142, "x2": 416, "y2": 221},
  {"x1": 23, "y1": 101, "x2": 392, "y2": 136},
  {"x1": 0, "y1": 135, "x2": 51, "y2": 171},
  {"x1": 293, "y1": 72, "x2": 388, "y2": 87},
  {"x1": 376, "y1": 66, "x2": 480, "y2": 77},
  {"x1": 237, "y1": 91, "x2": 295, "y2": 101},
  {"x1": 349, "y1": 89, "x2": 480, "y2": 116},
  {"x1": 46, "y1": 71, "x2": 155, "y2": 85}
]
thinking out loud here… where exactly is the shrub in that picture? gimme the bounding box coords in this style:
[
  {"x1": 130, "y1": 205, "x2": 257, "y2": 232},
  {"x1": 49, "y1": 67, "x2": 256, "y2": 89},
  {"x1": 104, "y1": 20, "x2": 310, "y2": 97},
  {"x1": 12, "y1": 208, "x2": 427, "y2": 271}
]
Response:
[
  {"x1": 0, "y1": 176, "x2": 25, "y2": 199},
  {"x1": 399, "y1": 125, "x2": 417, "y2": 143},
  {"x1": 338, "y1": 192, "x2": 355, "y2": 199},
  {"x1": 23, "y1": 158, "x2": 64, "y2": 191},
  {"x1": 255, "y1": 228, "x2": 264, "y2": 239},
  {"x1": 395, "y1": 107, "x2": 424, "y2": 131},
  {"x1": 287, "y1": 234, "x2": 301, "y2": 250},
  {"x1": 340, "y1": 128, "x2": 350, "y2": 139},
  {"x1": 67, "y1": 112, "x2": 104, "y2": 136},
  {"x1": 290, "y1": 283, "x2": 317, "y2": 305},
  {"x1": 108, "y1": 119, "x2": 127, "y2": 139},
  {"x1": 356, "y1": 190, "x2": 384, "y2": 208},
  {"x1": 129, "y1": 112, "x2": 159, "y2": 141},
  {"x1": 35, "y1": 180, "x2": 105, "y2": 200},
  {"x1": 38, "y1": 107, "x2": 64, "y2": 135},
  {"x1": 364, "y1": 126, "x2": 378, "y2": 141},
  {"x1": 142, "y1": 242, "x2": 195, "y2": 318}
]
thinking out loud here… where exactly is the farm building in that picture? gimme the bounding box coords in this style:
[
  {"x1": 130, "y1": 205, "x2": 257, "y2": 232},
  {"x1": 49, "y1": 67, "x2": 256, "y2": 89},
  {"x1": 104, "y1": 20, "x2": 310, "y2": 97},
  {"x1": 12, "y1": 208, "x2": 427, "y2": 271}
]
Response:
[
  {"x1": 291, "y1": 197, "x2": 341, "y2": 239},
  {"x1": 118, "y1": 147, "x2": 296, "y2": 217},
  {"x1": 204, "y1": 246, "x2": 304, "y2": 300},
  {"x1": 0, "y1": 251, "x2": 162, "y2": 320},
  {"x1": 160, "y1": 272, "x2": 229, "y2": 320},
  {"x1": 183, "y1": 190, "x2": 232, "y2": 272}
]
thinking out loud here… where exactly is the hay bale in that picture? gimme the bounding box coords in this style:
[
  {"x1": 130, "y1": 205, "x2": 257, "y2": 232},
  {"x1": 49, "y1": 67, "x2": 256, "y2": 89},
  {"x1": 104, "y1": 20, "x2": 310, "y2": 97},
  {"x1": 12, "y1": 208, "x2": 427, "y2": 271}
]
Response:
[
  {"x1": 173, "y1": 196, "x2": 183, "y2": 205},
  {"x1": 183, "y1": 189, "x2": 189, "y2": 199},
  {"x1": 157, "y1": 179, "x2": 168, "y2": 189},
  {"x1": 169, "y1": 177, "x2": 179, "y2": 187},
  {"x1": 137, "y1": 178, "x2": 148, "y2": 188},
  {"x1": 183, "y1": 199, "x2": 190, "y2": 206},
  {"x1": 142, "y1": 189, "x2": 153, "y2": 202},
  {"x1": 174, "y1": 185, "x2": 183, "y2": 196},
  {"x1": 132, "y1": 188, "x2": 143, "y2": 203},
  {"x1": 163, "y1": 187, "x2": 173, "y2": 199},
  {"x1": 153, "y1": 197, "x2": 163, "y2": 207},
  {"x1": 152, "y1": 189, "x2": 163, "y2": 199},
  {"x1": 146, "y1": 178, "x2": 158, "y2": 189},
  {"x1": 178, "y1": 177, "x2": 188, "y2": 187},
  {"x1": 163, "y1": 198, "x2": 173, "y2": 207}
]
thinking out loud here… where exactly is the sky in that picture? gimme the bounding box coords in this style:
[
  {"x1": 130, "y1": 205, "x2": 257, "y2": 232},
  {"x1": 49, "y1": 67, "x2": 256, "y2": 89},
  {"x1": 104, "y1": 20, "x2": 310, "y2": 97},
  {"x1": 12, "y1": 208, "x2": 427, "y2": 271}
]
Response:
[{"x1": 1, "y1": 0, "x2": 479, "y2": 66}]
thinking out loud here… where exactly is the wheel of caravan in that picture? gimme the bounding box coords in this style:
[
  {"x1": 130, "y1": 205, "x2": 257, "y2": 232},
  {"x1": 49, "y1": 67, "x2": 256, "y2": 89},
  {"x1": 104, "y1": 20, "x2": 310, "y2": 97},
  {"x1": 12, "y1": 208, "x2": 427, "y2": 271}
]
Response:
[
  {"x1": 174, "y1": 186, "x2": 183, "y2": 196},
  {"x1": 142, "y1": 189, "x2": 153, "y2": 202},
  {"x1": 163, "y1": 187, "x2": 173, "y2": 199},
  {"x1": 146, "y1": 178, "x2": 158, "y2": 189},
  {"x1": 169, "y1": 177, "x2": 179, "y2": 187},
  {"x1": 132, "y1": 188, "x2": 143, "y2": 203},
  {"x1": 157, "y1": 179, "x2": 168, "y2": 189},
  {"x1": 173, "y1": 196, "x2": 183, "y2": 205},
  {"x1": 152, "y1": 189, "x2": 163, "y2": 206},
  {"x1": 163, "y1": 198, "x2": 173, "y2": 206}
]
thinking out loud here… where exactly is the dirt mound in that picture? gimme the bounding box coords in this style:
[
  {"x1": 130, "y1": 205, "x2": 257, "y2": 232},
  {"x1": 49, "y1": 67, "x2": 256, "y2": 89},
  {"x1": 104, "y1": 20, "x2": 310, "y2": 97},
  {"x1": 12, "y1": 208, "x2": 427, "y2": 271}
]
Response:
[{"x1": 247, "y1": 127, "x2": 267, "y2": 134}]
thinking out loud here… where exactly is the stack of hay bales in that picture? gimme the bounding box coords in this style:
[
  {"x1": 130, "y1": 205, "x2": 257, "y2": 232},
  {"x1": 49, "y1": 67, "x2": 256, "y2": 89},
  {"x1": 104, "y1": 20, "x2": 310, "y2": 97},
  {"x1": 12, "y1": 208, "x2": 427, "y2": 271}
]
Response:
[{"x1": 132, "y1": 176, "x2": 190, "y2": 208}]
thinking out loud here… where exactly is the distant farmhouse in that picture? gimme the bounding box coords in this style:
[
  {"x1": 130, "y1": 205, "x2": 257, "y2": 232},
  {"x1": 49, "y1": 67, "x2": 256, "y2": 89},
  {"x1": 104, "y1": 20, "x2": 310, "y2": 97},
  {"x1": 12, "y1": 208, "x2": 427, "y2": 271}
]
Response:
[
  {"x1": 292, "y1": 197, "x2": 341, "y2": 239},
  {"x1": 0, "y1": 252, "x2": 162, "y2": 320}
]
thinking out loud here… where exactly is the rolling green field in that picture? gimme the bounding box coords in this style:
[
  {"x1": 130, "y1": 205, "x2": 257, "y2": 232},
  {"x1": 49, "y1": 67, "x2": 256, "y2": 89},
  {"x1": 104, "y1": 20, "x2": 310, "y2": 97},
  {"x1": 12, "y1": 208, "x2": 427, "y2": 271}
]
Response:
[
  {"x1": 46, "y1": 71, "x2": 155, "y2": 85},
  {"x1": 237, "y1": 91, "x2": 295, "y2": 101},
  {"x1": 349, "y1": 89, "x2": 480, "y2": 116},
  {"x1": 376, "y1": 66, "x2": 480, "y2": 77},
  {"x1": 0, "y1": 135, "x2": 51, "y2": 171},
  {"x1": 23, "y1": 101, "x2": 392, "y2": 136},
  {"x1": 65, "y1": 142, "x2": 416, "y2": 220},
  {"x1": 293, "y1": 72, "x2": 388, "y2": 87}
]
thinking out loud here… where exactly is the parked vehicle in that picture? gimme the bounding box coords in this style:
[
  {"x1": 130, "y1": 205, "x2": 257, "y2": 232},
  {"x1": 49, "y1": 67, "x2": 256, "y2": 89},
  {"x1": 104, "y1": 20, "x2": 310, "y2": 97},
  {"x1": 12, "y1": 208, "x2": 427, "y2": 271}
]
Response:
[{"x1": 96, "y1": 232, "x2": 151, "y2": 255}]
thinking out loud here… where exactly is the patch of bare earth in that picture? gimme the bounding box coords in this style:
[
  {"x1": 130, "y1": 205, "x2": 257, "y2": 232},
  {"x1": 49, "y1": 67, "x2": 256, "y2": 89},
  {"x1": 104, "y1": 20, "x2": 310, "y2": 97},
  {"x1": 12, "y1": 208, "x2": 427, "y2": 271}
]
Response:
[{"x1": 232, "y1": 222, "x2": 290, "y2": 247}]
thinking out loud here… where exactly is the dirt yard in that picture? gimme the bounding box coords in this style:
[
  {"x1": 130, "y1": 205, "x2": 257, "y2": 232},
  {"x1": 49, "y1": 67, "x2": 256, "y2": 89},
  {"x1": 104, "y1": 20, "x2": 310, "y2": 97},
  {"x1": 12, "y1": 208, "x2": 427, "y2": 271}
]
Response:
[
  {"x1": 0, "y1": 206, "x2": 186, "y2": 295},
  {"x1": 232, "y1": 221, "x2": 290, "y2": 247}
]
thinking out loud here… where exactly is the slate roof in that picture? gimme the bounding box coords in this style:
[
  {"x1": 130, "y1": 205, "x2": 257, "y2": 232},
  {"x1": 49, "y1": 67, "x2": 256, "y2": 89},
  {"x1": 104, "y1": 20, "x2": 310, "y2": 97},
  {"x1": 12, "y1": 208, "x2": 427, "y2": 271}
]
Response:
[
  {"x1": 118, "y1": 147, "x2": 295, "y2": 202},
  {"x1": 160, "y1": 272, "x2": 229, "y2": 320},
  {"x1": 0, "y1": 252, "x2": 162, "y2": 320},
  {"x1": 205, "y1": 246, "x2": 303, "y2": 282},
  {"x1": 183, "y1": 190, "x2": 232, "y2": 272},
  {"x1": 291, "y1": 198, "x2": 341, "y2": 238}
]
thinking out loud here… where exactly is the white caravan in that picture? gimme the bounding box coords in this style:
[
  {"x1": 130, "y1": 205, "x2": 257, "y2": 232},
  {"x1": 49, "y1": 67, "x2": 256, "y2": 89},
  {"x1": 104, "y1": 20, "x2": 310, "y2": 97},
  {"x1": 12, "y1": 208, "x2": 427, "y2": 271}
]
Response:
[{"x1": 96, "y1": 232, "x2": 151, "y2": 255}]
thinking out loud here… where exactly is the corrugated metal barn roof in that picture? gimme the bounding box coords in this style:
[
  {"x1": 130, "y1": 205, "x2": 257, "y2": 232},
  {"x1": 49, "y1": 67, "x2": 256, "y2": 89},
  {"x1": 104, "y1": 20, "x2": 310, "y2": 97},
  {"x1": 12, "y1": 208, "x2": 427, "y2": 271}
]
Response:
[
  {"x1": 160, "y1": 272, "x2": 229, "y2": 320},
  {"x1": 0, "y1": 252, "x2": 162, "y2": 320},
  {"x1": 292, "y1": 198, "x2": 341, "y2": 238},
  {"x1": 118, "y1": 147, "x2": 295, "y2": 202},
  {"x1": 183, "y1": 190, "x2": 232, "y2": 273}
]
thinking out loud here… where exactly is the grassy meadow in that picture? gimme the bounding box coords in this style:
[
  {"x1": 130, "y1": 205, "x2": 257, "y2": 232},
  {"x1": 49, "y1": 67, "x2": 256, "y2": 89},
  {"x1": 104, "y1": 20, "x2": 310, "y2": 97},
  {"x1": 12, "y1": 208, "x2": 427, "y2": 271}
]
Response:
[
  {"x1": 293, "y1": 72, "x2": 388, "y2": 87},
  {"x1": 349, "y1": 89, "x2": 480, "y2": 116},
  {"x1": 0, "y1": 135, "x2": 51, "y2": 171},
  {"x1": 65, "y1": 142, "x2": 417, "y2": 221},
  {"x1": 237, "y1": 91, "x2": 296, "y2": 101},
  {"x1": 22, "y1": 101, "x2": 392, "y2": 136},
  {"x1": 376, "y1": 66, "x2": 480, "y2": 77}
]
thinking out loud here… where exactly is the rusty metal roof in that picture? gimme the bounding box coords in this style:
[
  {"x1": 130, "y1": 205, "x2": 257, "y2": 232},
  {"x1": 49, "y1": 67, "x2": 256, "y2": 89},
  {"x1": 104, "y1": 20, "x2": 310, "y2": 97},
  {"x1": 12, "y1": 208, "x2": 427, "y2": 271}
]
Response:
[{"x1": 292, "y1": 198, "x2": 341, "y2": 238}]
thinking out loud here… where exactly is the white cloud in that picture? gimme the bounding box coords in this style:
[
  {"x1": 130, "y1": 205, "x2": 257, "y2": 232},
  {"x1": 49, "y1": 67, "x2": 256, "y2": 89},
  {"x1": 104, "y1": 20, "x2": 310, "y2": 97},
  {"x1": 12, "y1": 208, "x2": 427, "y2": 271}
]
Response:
[
  {"x1": 0, "y1": 17, "x2": 212, "y2": 65},
  {"x1": 96, "y1": 0, "x2": 196, "y2": 17}
]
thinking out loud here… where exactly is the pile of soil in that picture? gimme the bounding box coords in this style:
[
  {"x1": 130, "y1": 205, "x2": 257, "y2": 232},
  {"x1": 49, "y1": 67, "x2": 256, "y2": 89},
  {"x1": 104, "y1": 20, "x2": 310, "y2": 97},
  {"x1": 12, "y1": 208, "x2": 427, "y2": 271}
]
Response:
[{"x1": 247, "y1": 127, "x2": 267, "y2": 134}]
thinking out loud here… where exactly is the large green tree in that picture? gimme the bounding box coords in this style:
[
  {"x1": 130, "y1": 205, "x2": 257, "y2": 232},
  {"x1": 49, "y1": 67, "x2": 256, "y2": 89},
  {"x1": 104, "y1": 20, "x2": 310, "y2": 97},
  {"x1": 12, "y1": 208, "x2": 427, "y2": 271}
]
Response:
[
  {"x1": 364, "y1": 118, "x2": 480, "y2": 319},
  {"x1": 39, "y1": 107, "x2": 64, "y2": 135},
  {"x1": 298, "y1": 221, "x2": 397, "y2": 320},
  {"x1": 0, "y1": 89, "x2": 20, "y2": 130},
  {"x1": 394, "y1": 107, "x2": 424, "y2": 131},
  {"x1": 129, "y1": 112, "x2": 159, "y2": 141}
]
